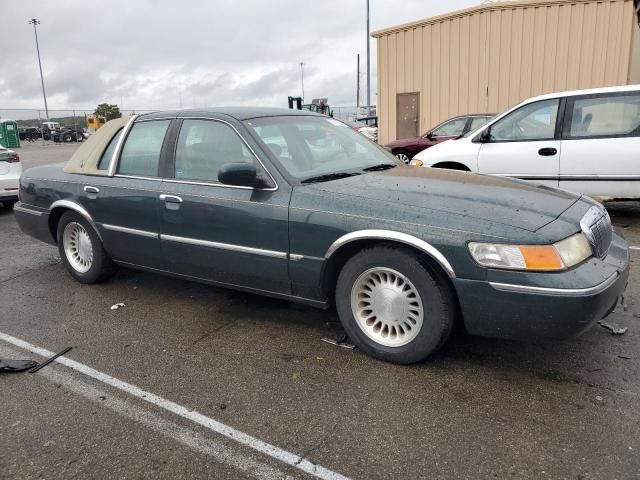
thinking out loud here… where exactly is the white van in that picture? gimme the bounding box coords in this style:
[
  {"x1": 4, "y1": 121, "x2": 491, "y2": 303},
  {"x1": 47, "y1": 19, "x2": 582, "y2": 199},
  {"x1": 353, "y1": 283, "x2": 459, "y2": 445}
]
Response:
[
  {"x1": 413, "y1": 85, "x2": 640, "y2": 200},
  {"x1": 42, "y1": 121, "x2": 60, "y2": 131}
]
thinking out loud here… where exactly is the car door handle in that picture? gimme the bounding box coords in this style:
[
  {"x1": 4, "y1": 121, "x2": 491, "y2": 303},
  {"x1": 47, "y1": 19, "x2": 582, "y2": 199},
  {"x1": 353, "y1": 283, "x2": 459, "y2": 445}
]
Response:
[
  {"x1": 159, "y1": 194, "x2": 183, "y2": 203},
  {"x1": 84, "y1": 186, "x2": 99, "y2": 194},
  {"x1": 538, "y1": 147, "x2": 557, "y2": 156}
]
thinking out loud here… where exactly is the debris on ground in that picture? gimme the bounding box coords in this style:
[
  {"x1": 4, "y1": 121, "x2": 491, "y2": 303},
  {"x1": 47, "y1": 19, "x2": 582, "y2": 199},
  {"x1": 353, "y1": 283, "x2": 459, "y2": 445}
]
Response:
[
  {"x1": 1, "y1": 346, "x2": 72, "y2": 374},
  {"x1": 618, "y1": 354, "x2": 632, "y2": 360},
  {"x1": 0, "y1": 359, "x2": 38, "y2": 373},
  {"x1": 29, "y1": 347, "x2": 73, "y2": 373},
  {"x1": 279, "y1": 352, "x2": 294, "y2": 362},
  {"x1": 321, "y1": 332, "x2": 355, "y2": 350},
  {"x1": 598, "y1": 321, "x2": 628, "y2": 335},
  {"x1": 110, "y1": 302, "x2": 126, "y2": 311}
]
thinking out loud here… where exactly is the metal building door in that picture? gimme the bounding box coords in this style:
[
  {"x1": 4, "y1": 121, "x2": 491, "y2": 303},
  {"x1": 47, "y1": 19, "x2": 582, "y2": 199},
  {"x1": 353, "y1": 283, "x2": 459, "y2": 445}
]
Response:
[{"x1": 396, "y1": 92, "x2": 420, "y2": 139}]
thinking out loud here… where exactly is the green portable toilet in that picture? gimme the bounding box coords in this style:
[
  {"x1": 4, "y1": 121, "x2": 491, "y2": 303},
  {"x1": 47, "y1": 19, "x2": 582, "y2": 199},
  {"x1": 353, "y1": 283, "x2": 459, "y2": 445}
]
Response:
[{"x1": 0, "y1": 119, "x2": 20, "y2": 148}]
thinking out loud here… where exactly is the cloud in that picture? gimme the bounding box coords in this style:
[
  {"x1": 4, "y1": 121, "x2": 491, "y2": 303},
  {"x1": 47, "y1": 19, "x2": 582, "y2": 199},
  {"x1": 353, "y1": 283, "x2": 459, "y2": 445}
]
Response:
[{"x1": 0, "y1": 0, "x2": 478, "y2": 113}]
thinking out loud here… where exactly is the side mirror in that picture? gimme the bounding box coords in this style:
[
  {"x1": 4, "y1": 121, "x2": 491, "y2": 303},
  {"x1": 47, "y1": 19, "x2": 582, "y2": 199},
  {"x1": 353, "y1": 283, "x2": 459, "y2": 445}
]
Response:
[
  {"x1": 477, "y1": 129, "x2": 491, "y2": 143},
  {"x1": 218, "y1": 162, "x2": 258, "y2": 187},
  {"x1": 426, "y1": 131, "x2": 434, "y2": 139}
]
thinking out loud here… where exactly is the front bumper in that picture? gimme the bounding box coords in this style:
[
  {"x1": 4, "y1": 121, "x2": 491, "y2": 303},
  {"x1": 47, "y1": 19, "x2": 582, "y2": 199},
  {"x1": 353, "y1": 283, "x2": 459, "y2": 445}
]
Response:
[{"x1": 453, "y1": 232, "x2": 630, "y2": 340}]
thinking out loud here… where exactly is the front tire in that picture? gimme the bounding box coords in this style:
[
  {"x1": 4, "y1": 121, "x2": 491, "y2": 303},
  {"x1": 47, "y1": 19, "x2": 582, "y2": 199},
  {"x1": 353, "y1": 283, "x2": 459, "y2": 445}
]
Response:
[
  {"x1": 63, "y1": 134, "x2": 73, "y2": 142},
  {"x1": 394, "y1": 150, "x2": 411, "y2": 164},
  {"x1": 336, "y1": 245, "x2": 454, "y2": 364},
  {"x1": 57, "y1": 211, "x2": 113, "y2": 284}
]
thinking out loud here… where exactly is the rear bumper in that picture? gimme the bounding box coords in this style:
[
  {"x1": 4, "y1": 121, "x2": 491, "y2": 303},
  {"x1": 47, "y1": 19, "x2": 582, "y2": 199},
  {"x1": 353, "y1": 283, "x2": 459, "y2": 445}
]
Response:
[
  {"x1": 0, "y1": 175, "x2": 19, "y2": 199},
  {"x1": 13, "y1": 202, "x2": 56, "y2": 245},
  {"x1": 453, "y1": 234, "x2": 630, "y2": 340}
]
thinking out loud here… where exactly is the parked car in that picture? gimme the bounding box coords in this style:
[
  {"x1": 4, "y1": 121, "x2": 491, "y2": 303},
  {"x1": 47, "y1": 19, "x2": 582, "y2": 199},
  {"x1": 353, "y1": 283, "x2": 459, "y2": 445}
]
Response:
[
  {"x1": 387, "y1": 114, "x2": 494, "y2": 163},
  {"x1": 14, "y1": 108, "x2": 629, "y2": 364},
  {"x1": 345, "y1": 120, "x2": 378, "y2": 142},
  {"x1": 0, "y1": 143, "x2": 21, "y2": 207},
  {"x1": 18, "y1": 126, "x2": 43, "y2": 141},
  {"x1": 413, "y1": 85, "x2": 640, "y2": 200},
  {"x1": 52, "y1": 126, "x2": 85, "y2": 143}
]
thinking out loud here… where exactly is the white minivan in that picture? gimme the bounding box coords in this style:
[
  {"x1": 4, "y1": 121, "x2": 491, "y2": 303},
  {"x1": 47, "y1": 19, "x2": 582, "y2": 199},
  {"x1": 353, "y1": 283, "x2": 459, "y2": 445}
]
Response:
[{"x1": 413, "y1": 85, "x2": 640, "y2": 200}]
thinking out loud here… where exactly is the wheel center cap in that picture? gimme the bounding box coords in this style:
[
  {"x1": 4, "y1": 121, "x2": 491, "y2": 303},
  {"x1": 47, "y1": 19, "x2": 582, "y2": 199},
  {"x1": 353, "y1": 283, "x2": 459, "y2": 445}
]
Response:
[{"x1": 372, "y1": 288, "x2": 404, "y2": 323}]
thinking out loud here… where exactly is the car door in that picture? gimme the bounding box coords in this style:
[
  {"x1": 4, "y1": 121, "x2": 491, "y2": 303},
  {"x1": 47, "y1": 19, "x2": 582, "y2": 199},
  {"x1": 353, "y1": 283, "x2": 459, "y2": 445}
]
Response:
[
  {"x1": 157, "y1": 117, "x2": 291, "y2": 294},
  {"x1": 476, "y1": 98, "x2": 561, "y2": 188},
  {"x1": 559, "y1": 90, "x2": 640, "y2": 198},
  {"x1": 83, "y1": 118, "x2": 171, "y2": 269}
]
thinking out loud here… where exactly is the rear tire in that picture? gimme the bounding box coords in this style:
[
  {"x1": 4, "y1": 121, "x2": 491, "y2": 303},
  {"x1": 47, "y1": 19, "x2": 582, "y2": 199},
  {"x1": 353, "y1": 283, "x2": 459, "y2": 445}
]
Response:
[
  {"x1": 63, "y1": 134, "x2": 72, "y2": 142},
  {"x1": 336, "y1": 245, "x2": 454, "y2": 364},
  {"x1": 57, "y1": 211, "x2": 113, "y2": 284}
]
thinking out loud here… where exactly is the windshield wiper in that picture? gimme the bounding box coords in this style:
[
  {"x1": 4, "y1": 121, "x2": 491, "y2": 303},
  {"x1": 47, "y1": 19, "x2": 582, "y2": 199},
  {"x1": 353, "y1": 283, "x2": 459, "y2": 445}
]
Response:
[
  {"x1": 362, "y1": 163, "x2": 397, "y2": 172},
  {"x1": 300, "y1": 172, "x2": 362, "y2": 184}
]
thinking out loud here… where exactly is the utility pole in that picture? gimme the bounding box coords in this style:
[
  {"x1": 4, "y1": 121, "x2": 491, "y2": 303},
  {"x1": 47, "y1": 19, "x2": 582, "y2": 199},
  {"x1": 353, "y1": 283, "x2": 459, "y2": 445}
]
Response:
[
  {"x1": 299, "y1": 62, "x2": 305, "y2": 103},
  {"x1": 356, "y1": 54, "x2": 360, "y2": 115},
  {"x1": 29, "y1": 18, "x2": 49, "y2": 120},
  {"x1": 366, "y1": 0, "x2": 371, "y2": 117}
]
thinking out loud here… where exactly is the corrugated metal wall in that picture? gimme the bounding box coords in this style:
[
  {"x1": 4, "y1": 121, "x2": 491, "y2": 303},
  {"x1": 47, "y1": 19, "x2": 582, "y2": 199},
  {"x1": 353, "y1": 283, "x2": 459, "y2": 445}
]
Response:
[{"x1": 374, "y1": 0, "x2": 637, "y2": 144}]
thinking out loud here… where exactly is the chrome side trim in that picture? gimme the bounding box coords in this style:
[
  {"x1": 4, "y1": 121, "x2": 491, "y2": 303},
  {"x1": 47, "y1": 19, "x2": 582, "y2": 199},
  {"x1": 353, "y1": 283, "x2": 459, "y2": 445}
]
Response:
[
  {"x1": 108, "y1": 114, "x2": 138, "y2": 177},
  {"x1": 114, "y1": 174, "x2": 161, "y2": 182},
  {"x1": 289, "y1": 253, "x2": 323, "y2": 262},
  {"x1": 325, "y1": 229, "x2": 456, "y2": 278},
  {"x1": 102, "y1": 224, "x2": 158, "y2": 239},
  {"x1": 160, "y1": 234, "x2": 288, "y2": 259},
  {"x1": 13, "y1": 204, "x2": 44, "y2": 216},
  {"x1": 49, "y1": 200, "x2": 103, "y2": 241},
  {"x1": 489, "y1": 272, "x2": 618, "y2": 297}
]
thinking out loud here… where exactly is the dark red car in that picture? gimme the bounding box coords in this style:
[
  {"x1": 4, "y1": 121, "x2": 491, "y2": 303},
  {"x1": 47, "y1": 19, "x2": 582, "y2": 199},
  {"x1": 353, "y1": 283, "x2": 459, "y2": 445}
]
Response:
[{"x1": 386, "y1": 114, "x2": 494, "y2": 163}]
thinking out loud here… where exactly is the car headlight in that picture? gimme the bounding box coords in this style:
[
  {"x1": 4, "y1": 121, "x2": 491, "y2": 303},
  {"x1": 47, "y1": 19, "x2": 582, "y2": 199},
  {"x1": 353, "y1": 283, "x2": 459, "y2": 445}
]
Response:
[{"x1": 468, "y1": 233, "x2": 592, "y2": 271}]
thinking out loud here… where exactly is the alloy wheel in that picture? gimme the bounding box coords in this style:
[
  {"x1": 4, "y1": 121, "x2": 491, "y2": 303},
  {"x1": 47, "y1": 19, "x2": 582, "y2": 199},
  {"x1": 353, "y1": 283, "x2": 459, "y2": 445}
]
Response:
[{"x1": 350, "y1": 267, "x2": 424, "y2": 347}]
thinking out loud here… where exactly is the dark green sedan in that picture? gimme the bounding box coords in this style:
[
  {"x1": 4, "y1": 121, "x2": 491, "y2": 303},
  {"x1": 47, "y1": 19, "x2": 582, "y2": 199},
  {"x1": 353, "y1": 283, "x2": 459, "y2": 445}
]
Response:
[{"x1": 14, "y1": 108, "x2": 629, "y2": 364}]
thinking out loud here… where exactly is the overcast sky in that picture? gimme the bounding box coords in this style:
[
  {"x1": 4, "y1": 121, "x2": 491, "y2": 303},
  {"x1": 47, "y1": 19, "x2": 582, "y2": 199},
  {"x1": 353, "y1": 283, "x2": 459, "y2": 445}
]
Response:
[{"x1": 1, "y1": 0, "x2": 478, "y2": 113}]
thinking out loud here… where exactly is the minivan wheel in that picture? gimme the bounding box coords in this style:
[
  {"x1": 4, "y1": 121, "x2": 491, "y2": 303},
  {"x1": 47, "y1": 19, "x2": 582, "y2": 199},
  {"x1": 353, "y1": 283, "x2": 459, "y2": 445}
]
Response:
[
  {"x1": 57, "y1": 211, "x2": 112, "y2": 284},
  {"x1": 336, "y1": 245, "x2": 454, "y2": 364},
  {"x1": 394, "y1": 150, "x2": 411, "y2": 164}
]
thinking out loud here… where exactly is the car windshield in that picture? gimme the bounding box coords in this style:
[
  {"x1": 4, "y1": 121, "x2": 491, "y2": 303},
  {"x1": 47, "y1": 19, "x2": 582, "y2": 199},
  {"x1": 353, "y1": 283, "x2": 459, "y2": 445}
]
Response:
[{"x1": 245, "y1": 116, "x2": 398, "y2": 181}]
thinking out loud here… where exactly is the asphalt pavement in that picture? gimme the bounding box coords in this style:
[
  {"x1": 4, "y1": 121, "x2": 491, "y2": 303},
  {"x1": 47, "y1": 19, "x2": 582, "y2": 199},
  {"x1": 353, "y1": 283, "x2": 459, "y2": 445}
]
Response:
[{"x1": 1, "y1": 141, "x2": 639, "y2": 479}]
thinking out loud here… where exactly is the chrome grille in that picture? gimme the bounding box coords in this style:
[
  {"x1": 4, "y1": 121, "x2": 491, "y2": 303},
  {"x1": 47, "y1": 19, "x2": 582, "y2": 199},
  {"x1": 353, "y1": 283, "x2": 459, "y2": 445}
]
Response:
[{"x1": 580, "y1": 205, "x2": 613, "y2": 260}]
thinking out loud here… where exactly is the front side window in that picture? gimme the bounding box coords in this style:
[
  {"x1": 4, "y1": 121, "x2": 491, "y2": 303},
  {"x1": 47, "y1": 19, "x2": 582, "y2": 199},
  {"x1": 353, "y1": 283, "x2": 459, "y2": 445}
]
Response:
[
  {"x1": 489, "y1": 99, "x2": 559, "y2": 142},
  {"x1": 568, "y1": 93, "x2": 640, "y2": 138},
  {"x1": 430, "y1": 118, "x2": 467, "y2": 137},
  {"x1": 174, "y1": 120, "x2": 254, "y2": 182},
  {"x1": 97, "y1": 128, "x2": 123, "y2": 170},
  {"x1": 117, "y1": 120, "x2": 170, "y2": 176},
  {"x1": 246, "y1": 116, "x2": 398, "y2": 180}
]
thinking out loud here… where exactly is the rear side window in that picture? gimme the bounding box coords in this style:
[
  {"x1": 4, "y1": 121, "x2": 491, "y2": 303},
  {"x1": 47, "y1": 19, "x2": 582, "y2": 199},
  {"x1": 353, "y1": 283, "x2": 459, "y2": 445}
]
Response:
[
  {"x1": 97, "y1": 128, "x2": 123, "y2": 170},
  {"x1": 567, "y1": 93, "x2": 640, "y2": 138},
  {"x1": 468, "y1": 116, "x2": 492, "y2": 132},
  {"x1": 118, "y1": 120, "x2": 170, "y2": 176}
]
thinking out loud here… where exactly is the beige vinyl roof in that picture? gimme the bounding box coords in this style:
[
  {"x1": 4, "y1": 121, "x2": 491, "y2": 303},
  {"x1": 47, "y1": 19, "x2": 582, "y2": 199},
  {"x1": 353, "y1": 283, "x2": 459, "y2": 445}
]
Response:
[{"x1": 64, "y1": 116, "x2": 131, "y2": 175}]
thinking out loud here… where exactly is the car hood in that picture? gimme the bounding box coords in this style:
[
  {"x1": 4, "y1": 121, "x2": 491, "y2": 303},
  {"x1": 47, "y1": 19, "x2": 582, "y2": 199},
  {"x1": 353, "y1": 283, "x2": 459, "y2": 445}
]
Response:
[
  {"x1": 386, "y1": 137, "x2": 422, "y2": 148},
  {"x1": 303, "y1": 166, "x2": 581, "y2": 232}
]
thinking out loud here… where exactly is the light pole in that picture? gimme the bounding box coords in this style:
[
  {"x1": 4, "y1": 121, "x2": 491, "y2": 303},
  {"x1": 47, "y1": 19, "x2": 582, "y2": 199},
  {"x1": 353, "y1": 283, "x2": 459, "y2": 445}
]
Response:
[
  {"x1": 29, "y1": 18, "x2": 49, "y2": 120},
  {"x1": 299, "y1": 62, "x2": 305, "y2": 103},
  {"x1": 366, "y1": 0, "x2": 371, "y2": 117}
]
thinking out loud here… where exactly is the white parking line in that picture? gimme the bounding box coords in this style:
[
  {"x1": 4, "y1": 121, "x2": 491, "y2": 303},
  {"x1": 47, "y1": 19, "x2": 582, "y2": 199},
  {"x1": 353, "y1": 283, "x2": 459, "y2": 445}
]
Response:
[
  {"x1": 0, "y1": 331, "x2": 350, "y2": 480},
  {"x1": 629, "y1": 246, "x2": 640, "y2": 251}
]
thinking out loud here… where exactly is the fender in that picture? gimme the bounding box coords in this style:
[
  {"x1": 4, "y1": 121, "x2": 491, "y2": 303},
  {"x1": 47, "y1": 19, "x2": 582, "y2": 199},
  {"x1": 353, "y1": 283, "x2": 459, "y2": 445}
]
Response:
[
  {"x1": 325, "y1": 229, "x2": 455, "y2": 278},
  {"x1": 49, "y1": 199, "x2": 103, "y2": 241}
]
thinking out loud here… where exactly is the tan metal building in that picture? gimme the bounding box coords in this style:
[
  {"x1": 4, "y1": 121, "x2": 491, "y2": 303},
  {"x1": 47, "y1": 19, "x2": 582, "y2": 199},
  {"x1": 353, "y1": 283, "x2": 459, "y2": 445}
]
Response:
[{"x1": 373, "y1": 0, "x2": 640, "y2": 144}]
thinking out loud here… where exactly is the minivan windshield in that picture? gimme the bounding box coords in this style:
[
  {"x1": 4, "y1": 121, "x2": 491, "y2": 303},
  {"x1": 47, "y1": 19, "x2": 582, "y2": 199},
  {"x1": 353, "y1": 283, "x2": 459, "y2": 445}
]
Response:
[{"x1": 245, "y1": 116, "x2": 398, "y2": 182}]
